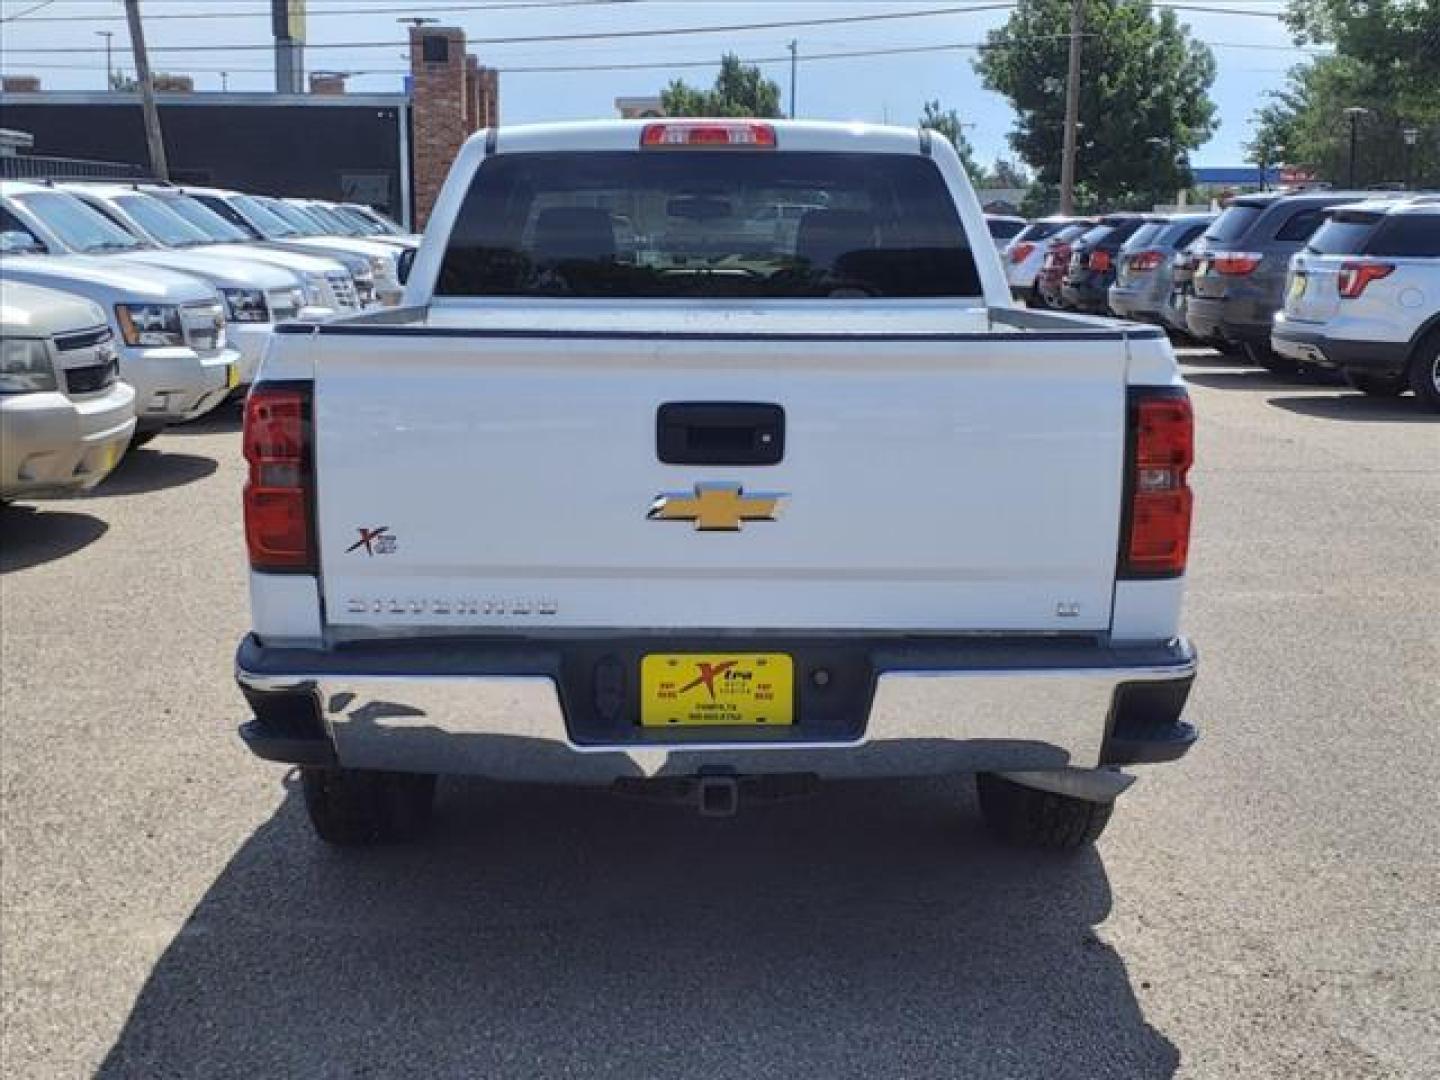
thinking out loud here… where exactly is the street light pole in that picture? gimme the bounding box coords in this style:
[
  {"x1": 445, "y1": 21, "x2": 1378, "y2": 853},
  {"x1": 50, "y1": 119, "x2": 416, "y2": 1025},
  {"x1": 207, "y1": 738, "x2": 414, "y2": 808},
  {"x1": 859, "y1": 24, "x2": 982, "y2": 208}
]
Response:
[
  {"x1": 1344, "y1": 106, "x2": 1368, "y2": 188},
  {"x1": 1403, "y1": 127, "x2": 1420, "y2": 190},
  {"x1": 788, "y1": 39, "x2": 797, "y2": 120},
  {"x1": 96, "y1": 31, "x2": 114, "y2": 89}
]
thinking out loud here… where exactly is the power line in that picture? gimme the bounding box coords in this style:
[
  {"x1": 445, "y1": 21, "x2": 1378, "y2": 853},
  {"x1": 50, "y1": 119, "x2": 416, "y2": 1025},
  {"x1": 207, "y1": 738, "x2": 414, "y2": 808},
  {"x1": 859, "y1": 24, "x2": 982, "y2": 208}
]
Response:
[
  {"x1": 0, "y1": 34, "x2": 1328, "y2": 79},
  {"x1": 0, "y1": 0, "x2": 56, "y2": 21},
  {"x1": 1, "y1": 0, "x2": 633, "y2": 22},
  {"x1": 0, "y1": 1, "x2": 1017, "y2": 45}
]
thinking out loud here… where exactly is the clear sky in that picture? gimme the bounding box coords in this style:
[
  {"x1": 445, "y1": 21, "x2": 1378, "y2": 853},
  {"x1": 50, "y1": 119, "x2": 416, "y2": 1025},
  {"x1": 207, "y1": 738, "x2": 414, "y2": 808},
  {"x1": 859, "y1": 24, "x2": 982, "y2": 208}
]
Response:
[{"x1": 0, "y1": 1, "x2": 1314, "y2": 166}]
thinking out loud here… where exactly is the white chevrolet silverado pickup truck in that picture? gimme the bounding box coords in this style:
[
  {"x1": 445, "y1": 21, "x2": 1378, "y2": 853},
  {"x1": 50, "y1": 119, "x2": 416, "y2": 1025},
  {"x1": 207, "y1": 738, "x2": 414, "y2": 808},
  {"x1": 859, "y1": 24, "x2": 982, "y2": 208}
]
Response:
[{"x1": 236, "y1": 120, "x2": 1199, "y2": 850}]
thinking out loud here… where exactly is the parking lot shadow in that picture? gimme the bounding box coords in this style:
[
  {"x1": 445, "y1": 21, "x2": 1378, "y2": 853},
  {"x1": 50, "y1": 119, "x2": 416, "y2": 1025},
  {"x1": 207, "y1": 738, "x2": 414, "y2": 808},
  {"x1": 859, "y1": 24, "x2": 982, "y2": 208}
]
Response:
[
  {"x1": 0, "y1": 504, "x2": 108, "y2": 573},
  {"x1": 97, "y1": 777, "x2": 1178, "y2": 1079},
  {"x1": 82, "y1": 447, "x2": 218, "y2": 498},
  {"x1": 1183, "y1": 369, "x2": 1307, "y2": 392},
  {"x1": 161, "y1": 400, "x2": 243, "y2": 436},
  {"x1": 1267, "y1": 393, "x2": 1438, "y2": 424}
]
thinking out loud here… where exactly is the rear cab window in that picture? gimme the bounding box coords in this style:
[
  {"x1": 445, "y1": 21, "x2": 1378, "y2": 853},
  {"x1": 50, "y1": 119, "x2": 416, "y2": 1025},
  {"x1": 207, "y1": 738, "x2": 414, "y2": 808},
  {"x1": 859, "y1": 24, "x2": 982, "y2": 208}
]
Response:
[
  {"x1": 987, "y1": 218, "x2": 1026, "y2": 241},
  {"x1": 1273, "y1": 207, "x2": 1330, "y2": 243},
  {"x1": 1121, "y1": 222, "x2": 1165, "y2": 251},
  {"x1": 1366, "y1": 215, "x2": 1440, "y2": 257},
  {"x1": 1010, "y1": 221, "x2": 1069, "y2": 245},
  {"x1": 1204, "y1": 204, "x2": 1264, "y2": 244},
  {"x1": 1306, "y1": 212, "x2": 1382, "y2": 256},
  {"x1": 437, "y1": 150, "x2": 982, "y2": 299},
  {"x1": 1158, "y1": 219, "x2": 1210, "y2": 249}
]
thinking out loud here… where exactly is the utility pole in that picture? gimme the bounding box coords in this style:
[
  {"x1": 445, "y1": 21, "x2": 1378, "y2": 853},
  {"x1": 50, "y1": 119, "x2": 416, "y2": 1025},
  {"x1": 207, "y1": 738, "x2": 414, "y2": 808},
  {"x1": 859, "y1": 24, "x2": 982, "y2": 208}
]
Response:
[
  {"x1": 788, "y1": 39, "x2": 798, "y2": 119},
  {"x1": 1059, "y1": 0, "x2": 1085, "y2": 214},
  {"x1": 124, "y1": 0, "x2": 169, "y2": 181},
  {"x1": 96, "y1": 31, "x2": 114, "y2": 89}
]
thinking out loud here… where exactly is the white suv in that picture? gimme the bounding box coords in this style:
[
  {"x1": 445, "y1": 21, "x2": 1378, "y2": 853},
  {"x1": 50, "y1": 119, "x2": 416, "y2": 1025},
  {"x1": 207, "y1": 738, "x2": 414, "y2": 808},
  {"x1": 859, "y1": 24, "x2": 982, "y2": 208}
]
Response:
[
  {"x1": 1273, "y1": 200, "x2": 1440, "y2": 411},
  {"x1": 1002, "y1": 217, "x2": 1094, "y2": 302}
]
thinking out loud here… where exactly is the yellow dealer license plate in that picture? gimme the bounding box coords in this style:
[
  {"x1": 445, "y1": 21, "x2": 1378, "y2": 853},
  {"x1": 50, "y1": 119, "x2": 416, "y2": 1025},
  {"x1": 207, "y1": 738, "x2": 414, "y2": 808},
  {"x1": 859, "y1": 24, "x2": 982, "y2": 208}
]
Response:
[{"x1": 640, "y1": 654, "x2": 794, "y2": 728}]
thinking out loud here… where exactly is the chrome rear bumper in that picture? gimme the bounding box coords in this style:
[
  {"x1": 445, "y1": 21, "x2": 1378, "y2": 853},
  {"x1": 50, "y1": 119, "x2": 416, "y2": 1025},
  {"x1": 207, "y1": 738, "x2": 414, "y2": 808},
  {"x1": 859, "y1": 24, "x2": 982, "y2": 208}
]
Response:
[{"x1": 235, "y1": 635, "x2": 1197, "y2": 782}]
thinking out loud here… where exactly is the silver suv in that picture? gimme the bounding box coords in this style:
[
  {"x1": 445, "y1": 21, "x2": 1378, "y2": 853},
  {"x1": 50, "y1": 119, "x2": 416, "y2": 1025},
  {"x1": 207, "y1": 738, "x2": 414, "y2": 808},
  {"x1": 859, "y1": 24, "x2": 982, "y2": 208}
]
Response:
[
  {"x1": 1108, "y1": 213, "x2": 1214, "y2": 325},
  {"x1": 1186, "y1": 190, "x2": 1378, "y2": 373},
  {"x1": 1273, "y1": 200, "x2": 1440, "y2": 411}
]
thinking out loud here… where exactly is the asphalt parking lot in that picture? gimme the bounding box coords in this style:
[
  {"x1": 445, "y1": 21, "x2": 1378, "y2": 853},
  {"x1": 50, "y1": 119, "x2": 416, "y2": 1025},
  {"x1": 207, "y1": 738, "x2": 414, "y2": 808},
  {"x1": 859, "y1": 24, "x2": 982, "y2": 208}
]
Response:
[{"x1": 1, "y1": 348, "x2": 1437, "y2": 1079}]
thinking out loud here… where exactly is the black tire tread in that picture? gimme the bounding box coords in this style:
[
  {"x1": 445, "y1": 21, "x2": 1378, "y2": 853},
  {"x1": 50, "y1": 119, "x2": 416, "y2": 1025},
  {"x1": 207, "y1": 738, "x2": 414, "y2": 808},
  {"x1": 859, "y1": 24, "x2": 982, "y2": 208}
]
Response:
[
  {"x1": 1406, "y1": 328, "x2": 1440, "y2": 412},
  {"x1": 976, "y1": 773, "x2": 1114, "y2": 851}
]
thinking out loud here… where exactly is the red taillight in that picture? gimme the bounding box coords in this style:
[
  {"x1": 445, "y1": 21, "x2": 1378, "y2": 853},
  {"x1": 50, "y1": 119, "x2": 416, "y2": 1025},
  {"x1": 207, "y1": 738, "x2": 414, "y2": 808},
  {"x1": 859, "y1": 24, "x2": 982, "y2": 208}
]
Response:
[
  {"x1": 1337, "y1": 260, "x2": 1394, "y2": 299},
  {"x1": 641, "y1": 122, "x2": 777, "y2": 148},
  {"x1": 1129, "y1": 250, "x2": 1164, "y2": 272},
  {"x1": 1122, "y1": 390, "x2": 1193, "y2": 578},
  {"x1": 1088, "y1": 249, "x2": 1113, "y2": 273},
  {"x1": 1010, "y1": 242, "x2": 1036, "y2": 264},
  {"x1": 1211, "y1": 251, "x2": 1262, "y2": 276},
  {"x1": 243, "y1": 384, "x2": 314, "y2": 572}
]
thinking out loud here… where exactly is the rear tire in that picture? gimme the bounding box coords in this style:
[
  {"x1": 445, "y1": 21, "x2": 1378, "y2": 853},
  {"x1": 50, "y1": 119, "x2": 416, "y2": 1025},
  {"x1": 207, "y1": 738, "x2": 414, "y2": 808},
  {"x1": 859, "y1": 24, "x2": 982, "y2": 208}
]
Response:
[
  {"x1": 1346, "y1": 371, "x2": 1407, "y2": 398},
  {"x1": 300, "y1": 767, "x2": 437, "y2": 846},
  {"x1": 1407, "y1": 332, "x2": 1440, "y2": 413},
  {"x1": 976, "y1": 773, "x2": 1115, "y2": 851}
]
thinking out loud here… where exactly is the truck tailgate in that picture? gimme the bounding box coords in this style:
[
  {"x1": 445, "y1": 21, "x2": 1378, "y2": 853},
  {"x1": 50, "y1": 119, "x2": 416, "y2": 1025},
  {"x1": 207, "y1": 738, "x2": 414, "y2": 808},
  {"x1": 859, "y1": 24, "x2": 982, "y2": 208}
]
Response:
[{"x1": 313, "y1": 325, "x2": 1127, "y2": 633}]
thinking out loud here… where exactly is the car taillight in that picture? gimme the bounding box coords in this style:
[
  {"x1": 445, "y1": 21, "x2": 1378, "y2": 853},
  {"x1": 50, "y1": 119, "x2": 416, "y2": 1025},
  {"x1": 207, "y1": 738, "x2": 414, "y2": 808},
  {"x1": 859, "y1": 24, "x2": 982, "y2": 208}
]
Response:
[
  {"x1": 641, "y1": 121, "x2": 777, "y2": 148},
  {"x1": 1337, "y1": 260, "x2": 1394, "y2": 299},
  {"x1": 1129, "y1": 250, "x2": 1165, "y2": 272},
  {"x1": 1010, "y1": 242, "x2": 1036, "y2": 264},
  {"x1": 1088, "y1": 249, "x2": 1113, "y2": 273},
  {"x1": 1211, "y1": 251, "x2": 1263, "y2": 275},
  {"x1": 1121, "y1": 388, "x2": 1193, "y2": 578},
  {"x1": 243, "y1": 383, "x2": 314, "y2": 572}
]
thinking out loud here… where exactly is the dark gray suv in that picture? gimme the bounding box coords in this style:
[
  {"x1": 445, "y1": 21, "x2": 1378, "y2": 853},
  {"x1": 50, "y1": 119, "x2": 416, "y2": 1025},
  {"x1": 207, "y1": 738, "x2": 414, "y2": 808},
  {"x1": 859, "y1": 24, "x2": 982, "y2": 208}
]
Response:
[{"x1": 1186, "y1": 190, "x2": 1377, "y2": 372}]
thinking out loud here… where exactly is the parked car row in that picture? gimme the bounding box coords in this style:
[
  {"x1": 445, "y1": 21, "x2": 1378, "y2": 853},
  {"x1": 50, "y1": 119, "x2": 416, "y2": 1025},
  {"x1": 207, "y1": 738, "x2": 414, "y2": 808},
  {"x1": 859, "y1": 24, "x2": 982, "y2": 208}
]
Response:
[
  {"x1": 1273, "y1": 198, "x2": 1440, "y2": 408},
  {"x1": 999, "y1": 189, "x2": 1440, "y2": 410},
  {"x1": 1, "y1": 181, "x2": 417, "y2": 502}
]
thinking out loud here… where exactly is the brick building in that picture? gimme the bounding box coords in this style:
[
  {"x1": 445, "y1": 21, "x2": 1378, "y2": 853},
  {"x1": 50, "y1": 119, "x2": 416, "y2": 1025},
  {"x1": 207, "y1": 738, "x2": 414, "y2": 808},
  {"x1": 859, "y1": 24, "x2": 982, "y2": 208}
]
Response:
[{"x1": 0, "y1": 25, "x2": 497, "y2": 229}]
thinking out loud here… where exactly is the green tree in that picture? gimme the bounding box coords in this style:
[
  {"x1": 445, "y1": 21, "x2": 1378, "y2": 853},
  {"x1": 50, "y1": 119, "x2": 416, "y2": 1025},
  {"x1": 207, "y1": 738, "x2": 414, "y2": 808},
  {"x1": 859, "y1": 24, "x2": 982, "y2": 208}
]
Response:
[
  {"x1": 1019, "y1": 179, "x2": 1099, "y2": 218},
  {"x1": 661, "y1": 54, "x2": 782, "y2": 118},
  {"x1": 1285, "y1": 0, "x2": 1440, "y2": 103},
  {"x1": 1247, "y1": 54, "x2": 1438, "y2": 189},
  {"x1": 975, "y1": 0, "x2": 1217, "y2": 207},
  {"x1": 918, "y1": 100, "x2": 988, "y2": 186},
  {"x1": 1261, "y1": 1, "x2": 1440, "y2": 187},
  {"x1": 989, "y1": 157, "x2": 1031, "y2": 189}
]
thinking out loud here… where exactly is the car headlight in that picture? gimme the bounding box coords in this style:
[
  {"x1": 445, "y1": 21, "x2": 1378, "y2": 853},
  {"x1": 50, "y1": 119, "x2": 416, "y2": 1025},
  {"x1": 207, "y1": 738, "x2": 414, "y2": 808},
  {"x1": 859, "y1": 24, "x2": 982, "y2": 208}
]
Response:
[
  {"x1": 301, "y1": 272, "x2": 328, "y2": 305},
  {"x1": 221, "y1": 288, "x2": 270, "y2": 323},
  {"x1": 116, "y1": 303, "x2": 185, "y2": 347},
  {"x1": 0, "y1": 338, "x2": 58, "y2": 393}
]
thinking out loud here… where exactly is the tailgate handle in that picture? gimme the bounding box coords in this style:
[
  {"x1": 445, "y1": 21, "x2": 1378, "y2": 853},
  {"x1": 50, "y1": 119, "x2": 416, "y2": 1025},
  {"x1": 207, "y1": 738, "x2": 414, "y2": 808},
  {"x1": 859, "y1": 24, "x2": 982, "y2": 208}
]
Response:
[{"x1": 657, "y1": 402, "x2": 784, "y2": 466}]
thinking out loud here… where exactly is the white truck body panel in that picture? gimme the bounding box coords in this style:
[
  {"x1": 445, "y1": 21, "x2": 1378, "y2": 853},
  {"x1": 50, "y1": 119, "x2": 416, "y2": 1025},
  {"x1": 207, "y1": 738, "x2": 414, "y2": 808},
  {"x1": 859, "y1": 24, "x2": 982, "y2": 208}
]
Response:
[
  {"x1": 311, "y1": 306, "x2": 1129, "y2": 634},
  {"x1": 235, "y1": 121, "x2": 1198, "y2": 805}
]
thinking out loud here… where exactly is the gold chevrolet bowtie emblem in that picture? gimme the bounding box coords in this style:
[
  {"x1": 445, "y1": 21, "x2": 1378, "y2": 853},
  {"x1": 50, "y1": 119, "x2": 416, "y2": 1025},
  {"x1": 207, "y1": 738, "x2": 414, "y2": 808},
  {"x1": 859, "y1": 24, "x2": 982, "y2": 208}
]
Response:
[{"x1": 648, "y1": 482, "x2": 787, "y2": 531}]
